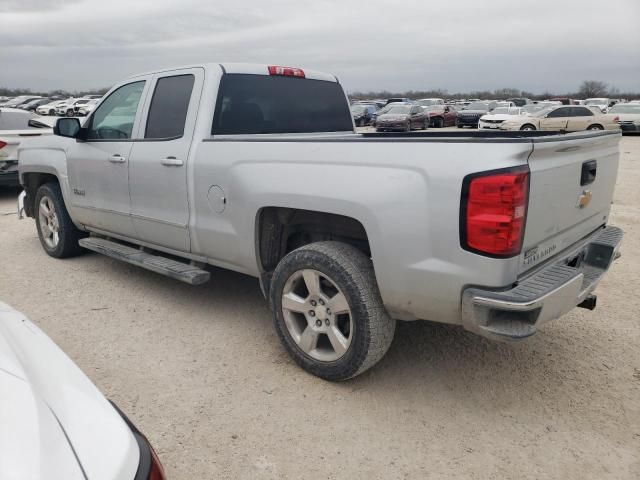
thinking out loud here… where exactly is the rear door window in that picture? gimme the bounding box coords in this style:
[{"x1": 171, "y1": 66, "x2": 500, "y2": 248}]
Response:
[
  {"x1": 212, "y1": 74, "x2": 353, "y2": 135},
  {"x1": 145, "y1": 74, "x2": 195, "y2": 139},
  {"x1": 571, "y1": 107, "x2": 594, "y2": 117}
]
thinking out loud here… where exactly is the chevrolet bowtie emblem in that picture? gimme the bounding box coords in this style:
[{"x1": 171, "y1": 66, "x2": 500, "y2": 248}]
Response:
[{"x1": 577, "y1": 190, "x2": 592, "y2": 209}]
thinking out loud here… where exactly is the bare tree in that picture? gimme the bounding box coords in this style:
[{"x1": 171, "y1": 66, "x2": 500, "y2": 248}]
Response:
[{"x1": 578, "y1": 80, "x2": 609, "y2": 98}]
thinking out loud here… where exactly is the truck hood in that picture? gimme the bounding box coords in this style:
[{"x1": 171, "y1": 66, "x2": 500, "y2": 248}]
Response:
[
  {"x1": 377, "y1": 113, "x2": 410, "y2": 121},
  {"x1": 0, "y1": 302, "x2": 139, "y2": 480},
  {"x1": 480, "y1": 113, "x2": 519, "y2": 121}
]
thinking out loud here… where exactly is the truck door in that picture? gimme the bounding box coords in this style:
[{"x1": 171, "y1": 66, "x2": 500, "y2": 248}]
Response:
[
  {"x1": 66, "y1": 80, "x2": 149, "y2": 236},
  {"x1": 539, "y1": 107, "x2": 570, "y2": 130},
  {"x1": 128, "y1": 68, "x2": 203, "y2": 252}
]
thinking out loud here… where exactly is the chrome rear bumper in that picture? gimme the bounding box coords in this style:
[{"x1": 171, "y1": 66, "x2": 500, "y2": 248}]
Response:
[{"x1": 462, "y1": 226, "x2": 623, "y2": 341}]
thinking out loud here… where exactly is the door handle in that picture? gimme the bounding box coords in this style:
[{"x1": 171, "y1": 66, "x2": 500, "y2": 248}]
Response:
[
  {"x1": 161, "y1": 157, "x2": 184, "y2": 167},
  {"x1": 108, "y1": 154, "x2": 126, "y2": 164}
]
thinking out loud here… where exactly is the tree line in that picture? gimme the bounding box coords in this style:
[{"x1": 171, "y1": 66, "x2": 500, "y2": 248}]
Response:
[{"x1": 349, "y1": 81, "x2": 639, "y2": 101}]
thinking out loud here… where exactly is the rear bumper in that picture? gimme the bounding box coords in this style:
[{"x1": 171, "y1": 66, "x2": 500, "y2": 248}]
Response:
[{"x1": 461, "y1": 226, "x2": 623, "y2": 341}]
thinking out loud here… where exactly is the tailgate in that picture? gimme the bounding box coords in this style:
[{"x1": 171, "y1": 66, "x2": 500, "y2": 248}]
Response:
[{"x1": 519, "y1": 131, "x2": 620, "y2": 274}]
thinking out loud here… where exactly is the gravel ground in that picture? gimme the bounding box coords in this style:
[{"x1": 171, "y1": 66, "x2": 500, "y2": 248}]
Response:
[{"x1": 1, "y1": 136, "x2": 639, "y2": 479}]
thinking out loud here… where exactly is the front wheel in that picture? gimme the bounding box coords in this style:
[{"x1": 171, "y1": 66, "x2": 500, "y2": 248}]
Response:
[
  {"x1": 270, "y1": 242, "x2": 396, "y2": 381},
  {"x1": 35, "y1": 182, "x2": 86, "y2": 258},
  {"x1": 520, "y1": 124, "x2": 536, "y2": 131},
  {"x1": 587, "y1": 124, "x2": 604, "y2": 131}
]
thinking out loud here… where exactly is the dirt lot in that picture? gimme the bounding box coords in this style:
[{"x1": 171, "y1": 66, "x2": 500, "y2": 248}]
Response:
[{"x1": 1, "y1": 136, "x2": 639, "y2": 479}]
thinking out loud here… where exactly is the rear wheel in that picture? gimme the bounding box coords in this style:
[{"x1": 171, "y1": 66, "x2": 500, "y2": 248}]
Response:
[
  {"x1": 270, "y1": 242, "x2": 396, "y2": 381},
  {"x1": 520, "y1": 124, "x2": 536, "y2": 131},
  {"x1": 35, "y1": 182, "x2": 86, "y2": 258},
  {"x1": 435, "y1": 117, "x2": 444, "y2": 128},
  {"x1": 587, "y1": 124, "x2": 604, "y2": 130}
]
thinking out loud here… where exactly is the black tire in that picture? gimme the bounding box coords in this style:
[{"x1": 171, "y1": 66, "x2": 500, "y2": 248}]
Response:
[
  {"x1": 457, "y1": 124, "x2": 464, "y2": 128},
  {"x1": 587, "y1": 124, "x2": 604, "y2": 130},
  {"x1": 435, "y1": 117, "x2": 444, "y2": 128},
  {"x1": 35, "y1": 182, "x2": 86, "y2": 258},
  {"x1": 422, "y1": 120, "x2": 429, "y2": 130},
  {"x1": 520, "y1": 124, "x2": 536, "y2": 131},
  {"x1": 48, "y1": 109, "x2": 55, "y2": 115},
  {"x1": 66, "y1": 109, "x2": 74, "y2": 117},
  {"x1": 405, "y1": 121, "x2": 411, "y2": 132},
  {"x1": 270, "y1": 241, "x2": 396, "y2": 381}
]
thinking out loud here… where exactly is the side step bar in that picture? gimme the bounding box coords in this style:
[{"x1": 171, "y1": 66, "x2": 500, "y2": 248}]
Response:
[{"x1": 79, "y1": 237, "x2": 210, "y2": 285}]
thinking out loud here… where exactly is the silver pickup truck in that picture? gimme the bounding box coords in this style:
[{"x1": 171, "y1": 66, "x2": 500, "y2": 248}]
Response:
[{"x1": 18, "y1": 63, "x2": 623, "y2": 381}]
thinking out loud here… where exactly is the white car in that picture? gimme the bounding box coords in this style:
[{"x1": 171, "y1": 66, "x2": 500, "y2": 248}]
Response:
[
  {"x1": 55, "y1": 98, "x2": 91, "y2": 117},
  {"x1": 478, "y1": 106, "x2": 522, "y2": 129},
  {"x1": 416, "y1": 98, "x2": 445, "y2": 106},
  {"x1": 0, "y1": 108, "x2": 53, "y2": 187},
  {"x1": 36, "y1": 99, "x2": 71, "y2": 116},
  {"x1": 584, "y1": 98, "x2": 611, "y2": 113},
  {"x1": 76, "y1": 99, "x2": 100, "y2": 116},
  {"x1": 0, "y1": 301, "x2": 166, "y2": 479},
  {"x1": 606, "y1": 103, "x2": 640, "y2": 133}
]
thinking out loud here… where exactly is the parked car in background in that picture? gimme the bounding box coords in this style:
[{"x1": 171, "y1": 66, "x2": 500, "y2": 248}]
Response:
[
  {"x1": 607, "y1": 103, "x2": 640, "y2": 132},
  {"x1": 550, "y1": 97, "x2": 577, "y2": 105},
  {"x1": 351, "y1": 104, "x2": 377, "y2": 126},
  {"x1": 56, "y1": 98, "x2": 91, "y2": 117},
  {"x1": 0, "y1": 108, "x2": 53, "y2": 187},
  {"x1": 0, "y1": 301, "x2": 166, "y2": 479},
  {"x1": 506, "y1": 97, "x2": 531, "y2": 107},
  {"x1": 456, "y1": 101, "x2": 497, "y2": 128},
  {"x1": 416, "y1": 98, "x2": 445, "y2": 107},
  {"x1": 353, "y1": 99, "x2": 386, "y2": 109},
  {"x1": 2, "y1": 96, "x2": 43, "y2": 109},
  {"x1": 76, "y1": 99, "x2": 100, "y2": 116},
  {"x1": 494, "y1": 101, "x2": 516, "y2": 109},
  {"x1": 478, "y1": 106, "x2": 521, "y2": 130},
  {"x1": 18, "y1": 97, "x2": 51, "y2": 112},
  {"x1": 422, "y1": 104, "x2": 457, "y2": 127},
  {"x1": 520, "y1": 104, "x2": 545, "y2": 116},
  {"x1": 585, "y1": 98, "x2": 611, "y2": 113},
  {"x1": 36, "y1": 99, "x2": 70, "y2": 116},
  {"x1": 386, "y1": 97, "x2": 413, "y2": 105},
  {"x1": 375, "y1": 104, "x2": 429, "y2": 131},
  {"x1": 500, "y1": 105, "x2": 619, "y2": 131}
]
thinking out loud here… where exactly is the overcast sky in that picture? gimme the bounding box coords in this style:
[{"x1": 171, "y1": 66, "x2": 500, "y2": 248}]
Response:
[{"x1": 1, "y1": 0, "x2": 639, "y2": 94}]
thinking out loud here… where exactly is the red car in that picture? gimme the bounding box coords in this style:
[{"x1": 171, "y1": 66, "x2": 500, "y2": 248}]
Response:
[{"x1": 422, "y1": 105, "x2": 458, "y2": 128}]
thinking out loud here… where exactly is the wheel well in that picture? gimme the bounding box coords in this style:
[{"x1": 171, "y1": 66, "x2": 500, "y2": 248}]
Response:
[
  {"x1": 22, "y1": 172, "x2": 58, "y2": 218},
  {"x1": 588, "y1": 123, "x2": 604, "y2": 129},
  {"x1": 257, "y1": 207, "x2": 371, "y2": 293},
  {"x1": 520, "y1": 123, "x2": 536, "y2": 130}
]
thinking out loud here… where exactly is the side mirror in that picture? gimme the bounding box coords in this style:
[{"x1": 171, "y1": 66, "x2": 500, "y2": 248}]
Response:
[{"x1": 54, "y1": 118, "x2": 82, "y2": 139}]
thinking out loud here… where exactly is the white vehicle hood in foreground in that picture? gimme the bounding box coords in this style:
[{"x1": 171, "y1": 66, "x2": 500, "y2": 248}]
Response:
[
  {"x1": 479, "y1": 113, "x2": 519, "y2": 121},
  {"x1": 0, "y1": 302, "x2": 139, "y2": 480}
]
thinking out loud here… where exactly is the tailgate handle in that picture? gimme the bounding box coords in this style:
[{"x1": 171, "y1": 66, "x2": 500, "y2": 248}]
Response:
[{"x1": 580, "y1": 160, "x2": 597, "y2": 186}]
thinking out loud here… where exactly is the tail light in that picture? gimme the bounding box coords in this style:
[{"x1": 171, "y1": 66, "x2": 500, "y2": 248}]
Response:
[
  {"x1": 461, "y1": 167, "x2": 530, "y2": 257},
  {"x1": 268, "y1": 65, "x2": 305, "y2": 78},
  {"x1": 0, "y1": 141, "x2": 6, "y2": 149}
]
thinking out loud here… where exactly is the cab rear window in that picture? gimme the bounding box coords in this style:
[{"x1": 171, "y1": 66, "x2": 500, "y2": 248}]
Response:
[{"x1": 212, "y1": 74, "x2": 353, "y2": 135}]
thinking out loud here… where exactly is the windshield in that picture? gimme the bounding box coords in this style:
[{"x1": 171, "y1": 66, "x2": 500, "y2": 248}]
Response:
[
  {"x1": 417, "y1": 99, "x2": 438, "y2": 106},
  {"x1": 608, "y1": 105, "x2": 640, "y2": 114},
  {"x1": 522, "y1": 105, "x2": 543, "y2": 114},
  {"x1": 532, "y1": 107, "x2": 554, "y2": 117},
  {"x1": 384, "y1": 106, "x2": 411, "y2": 114},
  {"x1": 351, "y1": 105, "x2": 367, "y2": 114},
  {"x1": 466, "y1": 102, "x2": 490, "y2": 110},
  {"x1": 490, "y1": 108, "x2": 513, "y2": 114},
  {"x1": 585, "y1": 99, "x2": 607, "y2": 105}
]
